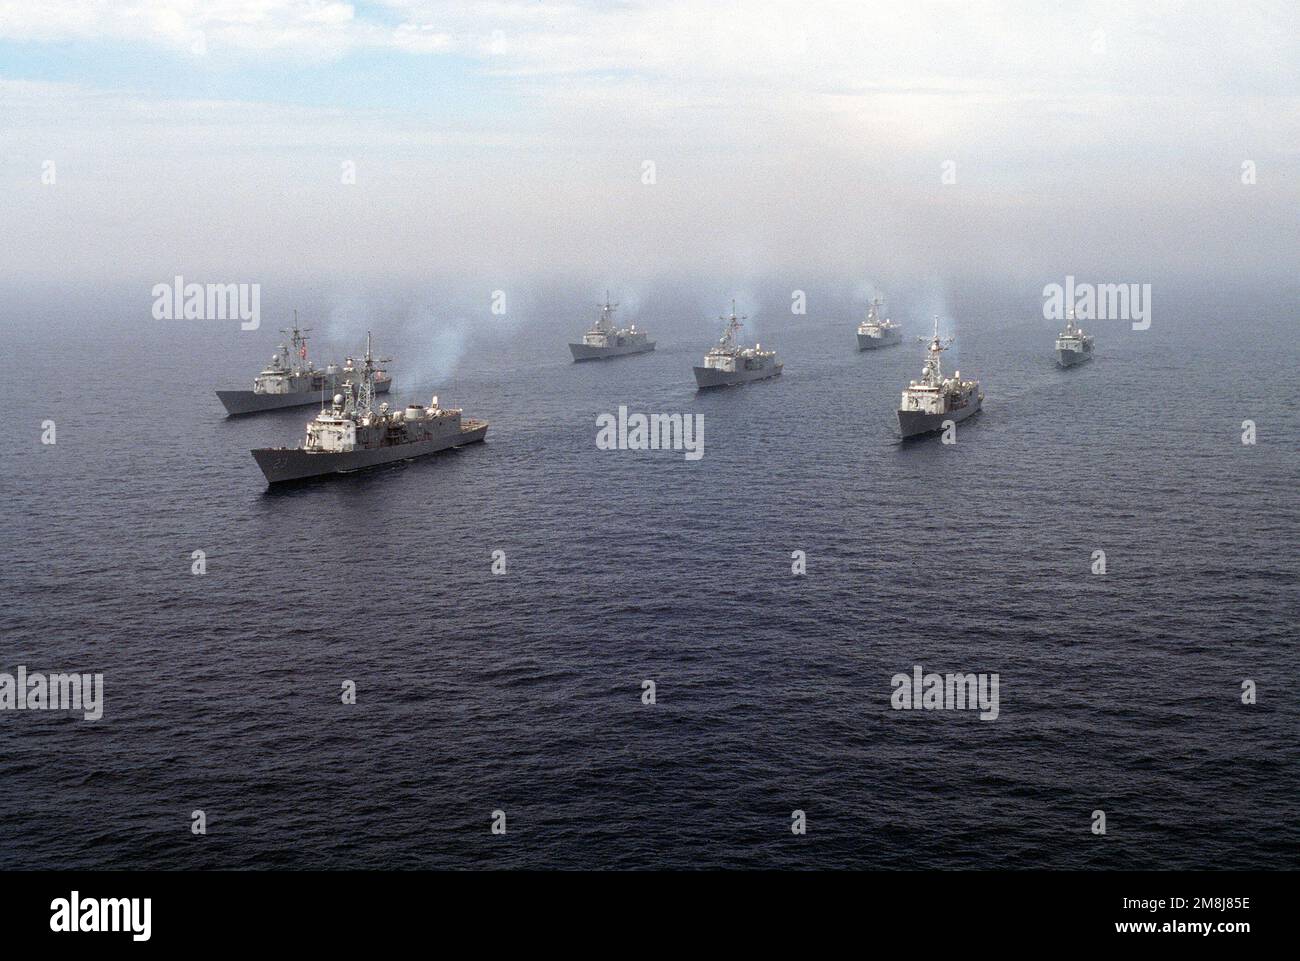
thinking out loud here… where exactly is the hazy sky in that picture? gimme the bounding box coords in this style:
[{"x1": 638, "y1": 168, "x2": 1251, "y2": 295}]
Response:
[{"x1": 1, "y1": 1, "x2": 1296, "y2": 286}]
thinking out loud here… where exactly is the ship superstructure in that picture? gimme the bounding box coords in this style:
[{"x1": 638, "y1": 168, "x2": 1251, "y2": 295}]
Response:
[
  {"x1": 1055, "y1": 308, "x2": 1095, "y2": 368},
  {"x1": 897, "y1": 317, "x2": 982, "y2": 438},
  {"x1": 568, "y1": 293, "x2": 655, "y2": 361},
  {"x1": 216, "y1": 316, "x2": 391, "y2": 415},
  {"x1": 856, "y1": 297, "x2": 902, "y2": 349},
  {"x1": 251, "y1": 333, "x2": 486, "y2": 483},
  {"x1": 693, "y1": 301, "x2": 783, "y2": 389}
]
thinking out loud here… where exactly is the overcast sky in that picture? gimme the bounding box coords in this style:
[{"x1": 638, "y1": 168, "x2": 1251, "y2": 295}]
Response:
[{"x1": 1, "y1": 1, "x2": 1295, "y2": 286}]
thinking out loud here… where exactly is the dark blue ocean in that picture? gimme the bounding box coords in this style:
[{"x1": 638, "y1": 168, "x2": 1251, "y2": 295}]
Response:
[{"x1": 2, "y1": 278, "x2": 1296, "y2": 870}]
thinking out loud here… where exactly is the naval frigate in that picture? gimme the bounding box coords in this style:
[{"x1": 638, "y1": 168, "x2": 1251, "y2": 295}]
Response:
[
  {"x1": 216, "y1": 319, "x2": 391, "y2": 416},
  {"x1": 693, "y1": 302, "x2": 783, "y2": 389},
  {"x1": 568, "y1": 293, "x2": 655, "y2": 361},
  {"x1": 897, "y1": 318, "x2": 983, "y2": 438},
  {"x1": 1055, "y1": 308, "x2": 1095, "y2": 368},
  {"x1": 251, "y1": 333, "x2": 486, "y2": 484},
  {"x1": 857, "y1": 297, "x2": 902, "y2": 349}
]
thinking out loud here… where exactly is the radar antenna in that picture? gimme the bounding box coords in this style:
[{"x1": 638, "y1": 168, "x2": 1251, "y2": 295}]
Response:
[
  {"x1": 916, "y1": 316, "x2": 954, "y2": 384},
  {"x1": 354, "y1": 330, "x2": 391, "y2": 415},
  {"x1": 719, "y1": 299, "x2": 746, "y2": 347},
  {"x1": 596, "y1": 291, "x2": 619, "y2": 332},
  {"x1": 280, "y1": 311, "x2": 313, "y2": 368},
  {"x1": 917, "y1": 315, "x2": 953, "y2": 348}
]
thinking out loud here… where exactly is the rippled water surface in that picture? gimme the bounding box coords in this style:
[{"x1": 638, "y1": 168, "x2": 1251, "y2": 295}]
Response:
[{"x1": 2, "y1": 282, "x2": 1296, "y2": 869}]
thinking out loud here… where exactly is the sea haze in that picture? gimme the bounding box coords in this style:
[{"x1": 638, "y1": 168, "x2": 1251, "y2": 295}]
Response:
[{"x1": 0, "y1": 277, "x2": 1296, "y2": 869}]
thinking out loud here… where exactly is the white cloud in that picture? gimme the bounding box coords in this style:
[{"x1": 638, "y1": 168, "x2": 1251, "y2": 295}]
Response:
[
  {"x1": 0, "y1": 3, "x2": 1296, "y2": 283},
  {"x1": 0, "y1": 1, "x2": 1290, "y2": 89},
  {"x1": 0, "y1": 1, "x2": 361, "y2": 57}
]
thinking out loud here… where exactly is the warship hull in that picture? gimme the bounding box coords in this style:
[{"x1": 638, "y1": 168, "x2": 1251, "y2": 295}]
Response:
[
  {"x1": 218, "y1": 378, "x2": 391, "y2": 416},
  {"x1": 693, "y1": 363, "x2": 783, "y2": 389},
  {"x1": 569, "y1": 341, "x2": 656, "y2": 362},
  {"x1": 897, "y1": 399, "x2": 981, "y2": 438},
  {"x1": 857, "y1": 331, "x2": 902, "y2": 350},
  {"x1": 252, "y1": 422, "x2": 488, "y2": 483},
  {"x1": 1056, "y1": 348, "x2": 1093, "y2": 368}
]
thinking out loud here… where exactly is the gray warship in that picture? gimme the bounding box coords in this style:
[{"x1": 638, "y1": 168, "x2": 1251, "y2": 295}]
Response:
[
  {"x1": 1055, "y1": 308, "x2": 1095, "y2": 367},
  {"x1": 856, "y1": 297, "x2": 902, "y2": 349},
  {"x1": 216, "y1": 320, "x2": 391, "y2": 415},
  {"x1": 897, "y1": 318, "x2": 983, "y2": 438},
  {"x1": 693, "y1": 302, "x2": 783, "y2": 389},
  {"x1": 568, "y1": 294, "x2": 655, "y2": 361},
  {"x1": 251, "y1": 333, "x2": 486, "y2": 484}
]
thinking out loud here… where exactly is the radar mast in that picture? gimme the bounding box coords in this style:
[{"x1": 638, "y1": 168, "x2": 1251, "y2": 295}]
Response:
[
  {"x1": 917, "y1": 316, "x2": 954, "y2": 385},
  {"x1": 353, "y1": 331, "x2": 391, "y2": 415},
  {"x1": 280, "y1": 311, "x2": 312, "y2": 370},
  {"x1": 595, "y1": 292, "x2": 619, "y2": 332},
  {"x1": 718, "y1": 300, "x2": 746, "y2": 348}
]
